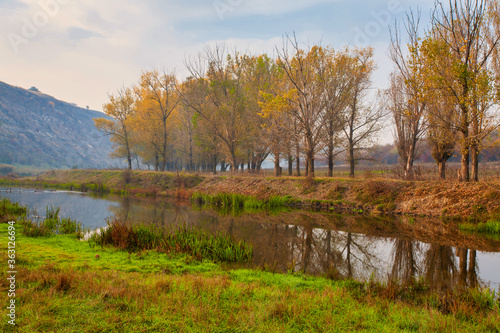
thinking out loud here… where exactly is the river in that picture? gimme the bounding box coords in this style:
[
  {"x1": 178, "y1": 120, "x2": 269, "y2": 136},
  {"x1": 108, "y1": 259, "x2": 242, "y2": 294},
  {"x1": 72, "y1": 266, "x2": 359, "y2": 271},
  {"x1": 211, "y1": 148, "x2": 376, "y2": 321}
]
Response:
[{"x1": 2, "y1": 187, "x2": 499, "y2": 292}]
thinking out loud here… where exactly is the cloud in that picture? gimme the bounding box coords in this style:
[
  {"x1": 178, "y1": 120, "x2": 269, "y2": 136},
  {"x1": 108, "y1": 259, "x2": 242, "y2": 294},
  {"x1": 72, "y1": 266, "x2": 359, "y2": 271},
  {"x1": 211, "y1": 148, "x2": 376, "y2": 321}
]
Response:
[{"x1": 0, "y1": 0, "x2": 436, "y2": 112}]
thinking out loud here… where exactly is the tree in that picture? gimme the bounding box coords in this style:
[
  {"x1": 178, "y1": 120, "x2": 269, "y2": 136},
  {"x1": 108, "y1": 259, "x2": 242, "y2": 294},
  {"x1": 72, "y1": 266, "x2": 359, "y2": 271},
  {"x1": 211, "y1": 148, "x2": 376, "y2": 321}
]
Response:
[
  {"x1": 181, "y1": 45, "x2": 251, "y2": 172},
  {"x1": 426, "y1": 91, "x2": 457, "y2": 179},
  {"x1": 388, "y1": 11, "x2": 427, "y2": 180},
  {"x1": 341, "y1": 47, "x2": 383, "y2": 178},
  {"x1": 240, "y1": 54, "x2": 278, "y2": 174},
  {"x1": 253, "y1": 54, "x2": 295, "y2": 177},
  {"x1": 136, "y1": 70, "x2": 180, "y2": 171},
  {"x1": 425, "y1": 0, "x2": 500, "y2": 181},
  {"x1": 276, "y1": 35, "x2": 329, "y2": 178},
  {"x1": 321, "y1": 47, "x2": 353, "y2": 177},
  {"x1": 94, "y1": 87, "x2": 136, "y2": 169}
]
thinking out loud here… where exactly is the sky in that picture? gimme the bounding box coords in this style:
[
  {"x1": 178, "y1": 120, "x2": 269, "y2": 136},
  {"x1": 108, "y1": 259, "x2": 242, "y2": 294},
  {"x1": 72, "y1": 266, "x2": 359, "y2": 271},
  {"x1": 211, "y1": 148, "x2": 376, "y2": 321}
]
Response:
[{"x1": 1, "y1": 0, "x2": 435, "y2": 115}]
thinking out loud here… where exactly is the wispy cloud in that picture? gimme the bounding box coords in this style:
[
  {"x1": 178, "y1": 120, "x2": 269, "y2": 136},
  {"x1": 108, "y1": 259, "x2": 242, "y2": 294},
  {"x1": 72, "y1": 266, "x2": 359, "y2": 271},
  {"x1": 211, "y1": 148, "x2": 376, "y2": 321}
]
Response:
[{"x1": 0, "y1": 0, "x2": 434, "y2": 111}]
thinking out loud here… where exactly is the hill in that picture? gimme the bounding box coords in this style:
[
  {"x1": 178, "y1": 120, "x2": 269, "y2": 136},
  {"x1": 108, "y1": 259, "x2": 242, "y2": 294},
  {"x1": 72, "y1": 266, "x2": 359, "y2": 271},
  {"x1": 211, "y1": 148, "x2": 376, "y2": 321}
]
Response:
[{"x1": 0, "y1": 81, "x2": 113, "y2": 169}]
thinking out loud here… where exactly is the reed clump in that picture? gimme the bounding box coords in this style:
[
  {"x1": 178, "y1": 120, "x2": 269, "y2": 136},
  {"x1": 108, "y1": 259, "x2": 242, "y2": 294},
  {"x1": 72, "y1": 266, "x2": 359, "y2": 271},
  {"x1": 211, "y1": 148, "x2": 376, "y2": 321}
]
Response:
[
  {"x1": 191, "y1": 192, "x2": 294, "y2": 213},
  {"x1": 459, "y1": 219, "x2": 500, "y2": 236},
  {"x1": 92, "y1": 218, "x2": 252, "y2": 263},
  {"x1": 19, "y1": 206, "x2": 84, "y2": 238},
  {"x1": 0, "y1": 198, "x2": 27, "y2": 222}
]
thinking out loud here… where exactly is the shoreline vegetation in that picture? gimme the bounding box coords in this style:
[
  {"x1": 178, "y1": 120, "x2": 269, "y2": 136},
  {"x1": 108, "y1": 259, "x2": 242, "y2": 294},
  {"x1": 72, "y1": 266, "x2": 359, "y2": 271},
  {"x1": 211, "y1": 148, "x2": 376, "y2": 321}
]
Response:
[
  {"x1": 3, "y1": 169, "x2": 500, "y2": 222},
  {"x1": 1, "y1": 197, "x2": 499, "y2": 332}
]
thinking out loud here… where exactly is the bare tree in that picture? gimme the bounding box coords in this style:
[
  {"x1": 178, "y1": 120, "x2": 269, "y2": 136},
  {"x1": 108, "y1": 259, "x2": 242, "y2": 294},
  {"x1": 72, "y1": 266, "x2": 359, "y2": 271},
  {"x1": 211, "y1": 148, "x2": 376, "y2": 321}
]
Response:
[
  {"x1": 322, "y1": 48, "x2": 352, "y2": 177},
  {"x1": 342, "y1": 48, "x2": 383, "y2": 178},
  {"x1": 388, "y1": 11, "x2": 427, "y2": 180}
]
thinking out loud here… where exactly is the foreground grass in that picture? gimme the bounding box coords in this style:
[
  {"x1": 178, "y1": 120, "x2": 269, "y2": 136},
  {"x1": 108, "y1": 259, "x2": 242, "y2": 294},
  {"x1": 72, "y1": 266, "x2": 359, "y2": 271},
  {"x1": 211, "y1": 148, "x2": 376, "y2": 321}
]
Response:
[{"x1": 1, "y1": 224, "x2": 499, "y2": 332}]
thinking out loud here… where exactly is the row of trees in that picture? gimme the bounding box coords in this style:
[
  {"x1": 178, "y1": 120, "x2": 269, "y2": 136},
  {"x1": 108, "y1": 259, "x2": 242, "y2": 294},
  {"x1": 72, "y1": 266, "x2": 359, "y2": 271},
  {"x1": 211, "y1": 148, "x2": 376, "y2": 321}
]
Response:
[
  {"x1": 95, "y1": 0, "x2": 500, "y2": 182},
  {"x1": 388, "y1": 0, "x2": 500, "y2": 181},
  {"x1": 95, "y1": 40, "x2": 384, "y2": 178}
]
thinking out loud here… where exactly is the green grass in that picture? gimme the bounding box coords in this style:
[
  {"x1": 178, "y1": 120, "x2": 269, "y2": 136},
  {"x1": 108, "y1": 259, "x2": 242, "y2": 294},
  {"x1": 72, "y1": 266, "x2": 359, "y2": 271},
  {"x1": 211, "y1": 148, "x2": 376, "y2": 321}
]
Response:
[
  {"x1": 18, "y1": 214, "x2": 84, "y2": 239},
  {"x1": 93, "y1": 218, "x2": 253, "y2": 263},
  {"x1": 0, "y1": 198, "x2": 27, "y2": 222},
  {"x1": 1, "y1": 197, "x2": 500, "y2": 332},
  {"x1": 459, "y1": 220, "x2": 500, "y2": 238},
  {"x1": 191, "y1": 192, "x2": 296, "y2": 214},
  {"x1": 0, "y1": 178, "x2": 113, "y2": 195},
  {"x1": 1, "y1": 223, "x2": 499, "y2": 332}
]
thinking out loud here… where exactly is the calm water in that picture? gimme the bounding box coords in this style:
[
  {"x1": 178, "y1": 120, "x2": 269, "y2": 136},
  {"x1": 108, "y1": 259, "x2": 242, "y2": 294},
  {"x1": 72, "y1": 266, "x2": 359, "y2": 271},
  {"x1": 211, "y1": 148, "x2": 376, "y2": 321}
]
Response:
[{"x1": 2, "y1": 187, "x2": 500, "y2": 292}]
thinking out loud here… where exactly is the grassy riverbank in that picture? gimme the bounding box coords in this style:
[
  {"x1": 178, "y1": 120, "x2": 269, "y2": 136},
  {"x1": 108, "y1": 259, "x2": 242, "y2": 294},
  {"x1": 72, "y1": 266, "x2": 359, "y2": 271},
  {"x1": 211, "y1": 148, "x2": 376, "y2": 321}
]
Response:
[
  {"x1": 4, "y1": 169, "x2": 500, "y2": 222},
  {"x1": 2, "y1": 220, "x2": 500, "y2": 332}
]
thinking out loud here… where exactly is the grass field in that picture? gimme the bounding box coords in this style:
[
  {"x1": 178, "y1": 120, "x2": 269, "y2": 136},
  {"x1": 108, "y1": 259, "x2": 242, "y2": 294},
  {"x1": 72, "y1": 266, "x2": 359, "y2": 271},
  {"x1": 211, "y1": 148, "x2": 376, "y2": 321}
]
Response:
[{"x1": 1, "y1": 218, "x2": 500, "y2": 332}]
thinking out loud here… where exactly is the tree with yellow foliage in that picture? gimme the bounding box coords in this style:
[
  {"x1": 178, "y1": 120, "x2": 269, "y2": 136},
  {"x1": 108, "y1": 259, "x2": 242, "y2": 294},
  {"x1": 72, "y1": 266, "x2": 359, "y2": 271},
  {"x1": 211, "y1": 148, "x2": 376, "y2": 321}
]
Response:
[
  {"x1": 276, "y1": 36, "x2": 331, "y2": 178},
  {"x1": 136, "y1": 70, "x2": 180, "y2": 171},
  {"x1": 94, "y1": 87, "x2": 136, "y2": 169},
  {"x1": 423, "y1": 0, "x2": 500, "y2": 181}
]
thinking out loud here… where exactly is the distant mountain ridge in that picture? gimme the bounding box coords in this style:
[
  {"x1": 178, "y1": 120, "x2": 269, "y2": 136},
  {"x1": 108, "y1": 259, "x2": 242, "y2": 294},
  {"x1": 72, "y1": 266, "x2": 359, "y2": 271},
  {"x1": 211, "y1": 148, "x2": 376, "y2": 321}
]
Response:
[{"x1": 0, "y1": 81, "x2": 114, "y2": 169}]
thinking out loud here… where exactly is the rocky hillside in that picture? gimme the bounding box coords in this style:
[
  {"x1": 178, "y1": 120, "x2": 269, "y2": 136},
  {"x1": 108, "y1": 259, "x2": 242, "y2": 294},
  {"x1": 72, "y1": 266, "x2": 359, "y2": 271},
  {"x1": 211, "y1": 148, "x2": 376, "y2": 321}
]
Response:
[{"x1": 0, "y1": 81, "x2": 113, "y2": 169}]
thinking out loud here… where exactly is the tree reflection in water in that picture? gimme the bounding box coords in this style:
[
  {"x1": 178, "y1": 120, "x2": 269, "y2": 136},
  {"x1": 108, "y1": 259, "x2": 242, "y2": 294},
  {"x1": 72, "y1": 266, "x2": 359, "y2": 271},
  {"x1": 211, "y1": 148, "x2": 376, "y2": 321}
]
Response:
[
  {"x1": 391, "y1": 239, "x2": 420, "y2": 284},
  {"x1": 105, "y1": 197, "x2": 492, "y2": 291},
  {"x1": 424, "y1": 245, "x2": 456, "y2": 292}
]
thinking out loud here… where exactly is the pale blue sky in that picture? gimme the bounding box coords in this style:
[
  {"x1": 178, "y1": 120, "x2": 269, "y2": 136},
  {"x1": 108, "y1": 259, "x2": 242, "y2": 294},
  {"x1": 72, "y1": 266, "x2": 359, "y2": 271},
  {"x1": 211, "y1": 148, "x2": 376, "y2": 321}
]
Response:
[{"x1": 1, "y1": 0, "x2": 434, "y2": 112}]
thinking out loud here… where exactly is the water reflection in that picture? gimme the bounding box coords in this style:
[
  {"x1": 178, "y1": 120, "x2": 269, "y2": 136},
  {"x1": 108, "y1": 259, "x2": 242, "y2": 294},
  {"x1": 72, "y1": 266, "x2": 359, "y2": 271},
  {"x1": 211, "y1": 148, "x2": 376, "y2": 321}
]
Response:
[
  {"x1": 391, "y1": 239, "x2": 419, "y2": 284},
  {"x1": 2, "y1": 188, "x2": 499, "y2": 292},
  {"x1": 0, "y1": 187, "x2": 118, "y2": 229},
  {"x1": 109, "y1": 197, "x2": 500, "y2": 292}
]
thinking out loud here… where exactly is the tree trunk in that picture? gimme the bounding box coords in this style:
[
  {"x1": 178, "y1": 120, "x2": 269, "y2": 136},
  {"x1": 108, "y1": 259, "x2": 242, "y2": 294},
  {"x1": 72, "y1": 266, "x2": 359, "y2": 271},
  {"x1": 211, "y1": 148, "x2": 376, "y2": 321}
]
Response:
[
  {"x1": 288, "y1": 155, "x2": 293, "y2": 176},
  {"x1": 188, "y1": 137, "x2": 193, "y2": 172},
  {"x1": 460, "y1": 148, "x2": 470, "y2": 182},
  {"x1": 296, "y1": 155, "x2": 301, "y2": 177},
  {"x1": 471, "y1": 144, "x2": 479, "y2": 182},
  {"x1": 327, "y1": 120, "x2": 334, "y2": 178},
  {"x1": 459, "y1": 113, "x2": 470, "y2": 181},
  {"x1": 438, "y1": 160, "x2": 446, "y2": 180},
  {"x1": 306, "y1": 150, "x2": 315, "y2": 178},
  {"x1": 404, "y1": 142, "x2": 415, "y2": 180},
  {"x1": 328, "y1": 156, "x2": 333, "y2": 178},
  {"x1": 127, "y1": 155, "x2": 132, "y2": 170},
  {"x1": 296, "y1": 139, "x2": 301, "y2": 177},
  {"x1": 213, "y1": 154, "x2": 217, "y2": 175},
  {"x1": 230, "y1": 151, "x2": 238, "y2": 174},
  {"x1": 348, "y1": 144, "x2": 355, "y2": 178},
  {"x1": 274, "y1": 153, "x2": 281, "y2": 177},
  {"x1": 327, "y1": 140, "x2": 333, "y2": 178}
]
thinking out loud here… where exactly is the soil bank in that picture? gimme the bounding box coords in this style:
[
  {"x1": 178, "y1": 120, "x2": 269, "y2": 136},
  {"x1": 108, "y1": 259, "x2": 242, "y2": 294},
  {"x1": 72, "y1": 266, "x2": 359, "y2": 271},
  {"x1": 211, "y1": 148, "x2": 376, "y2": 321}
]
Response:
[{"x1": 3, "y1": 169, "x2": 500, "y2": 220}]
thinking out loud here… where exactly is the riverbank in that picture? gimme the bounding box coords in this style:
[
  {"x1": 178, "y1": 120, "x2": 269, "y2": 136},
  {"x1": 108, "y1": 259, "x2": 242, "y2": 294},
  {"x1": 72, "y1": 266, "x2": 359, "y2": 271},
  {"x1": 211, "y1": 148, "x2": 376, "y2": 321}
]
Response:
[
  {"x1": 1, "y1": 221, "x2": 499, "y2": 332},
  {"x1": 3, "y1": 169, "x2": 500, "y2": 221}
]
